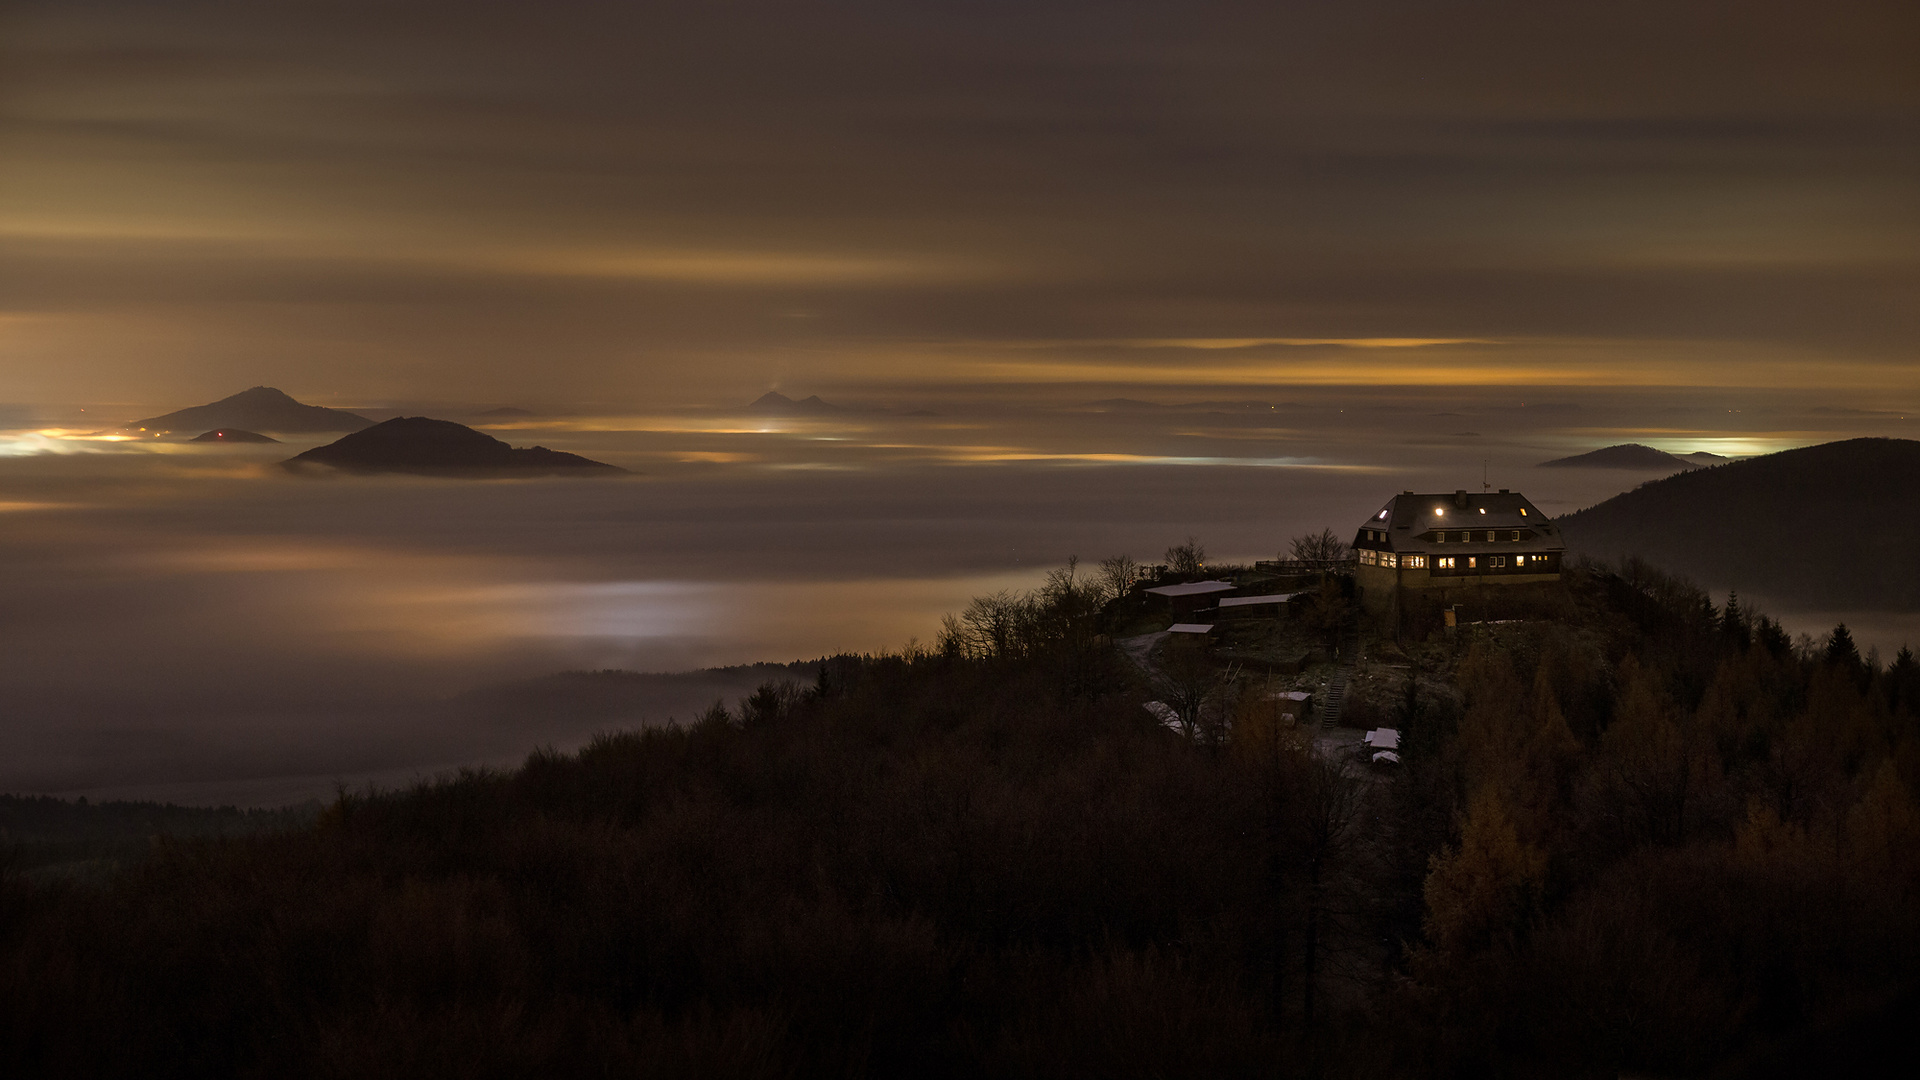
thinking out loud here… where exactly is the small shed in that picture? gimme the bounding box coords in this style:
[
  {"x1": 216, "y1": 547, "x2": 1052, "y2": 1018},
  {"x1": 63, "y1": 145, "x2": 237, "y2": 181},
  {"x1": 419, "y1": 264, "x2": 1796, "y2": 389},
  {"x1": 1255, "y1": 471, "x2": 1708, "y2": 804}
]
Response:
[
  {"x1": 1268, "y1": 690, "x2": 1312, "y2": 722},
  {"x1": 1144, "y1": 580, "x2": 1237, "y2": 619},
  {"x1": 1363, "y1": 728, "x2": 1401, "y2": 751},
  {"x1": 1167, "y1": 622, "x2": 1215, "y2": 649}
]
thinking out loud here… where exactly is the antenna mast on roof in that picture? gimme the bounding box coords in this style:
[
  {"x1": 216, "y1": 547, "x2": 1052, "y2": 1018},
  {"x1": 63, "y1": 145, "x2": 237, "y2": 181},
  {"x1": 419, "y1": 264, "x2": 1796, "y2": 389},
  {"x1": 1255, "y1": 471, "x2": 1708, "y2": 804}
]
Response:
[{"x1": 1482, "y1": 456, "x2": 1490, "y2": 493}]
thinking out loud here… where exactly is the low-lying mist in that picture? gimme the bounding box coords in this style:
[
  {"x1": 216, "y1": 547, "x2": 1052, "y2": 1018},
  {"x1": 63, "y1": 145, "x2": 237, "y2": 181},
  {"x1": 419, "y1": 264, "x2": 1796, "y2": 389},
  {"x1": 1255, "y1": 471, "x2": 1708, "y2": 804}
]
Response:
[{"x1": 2, "y1": 394, "x2": 1908, "y2": 804}]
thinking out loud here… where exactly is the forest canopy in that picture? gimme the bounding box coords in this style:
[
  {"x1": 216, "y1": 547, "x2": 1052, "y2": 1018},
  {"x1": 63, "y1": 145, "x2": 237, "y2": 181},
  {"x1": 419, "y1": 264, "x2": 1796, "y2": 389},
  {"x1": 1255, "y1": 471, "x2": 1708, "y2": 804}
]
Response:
[{"x1": 2, "y1": 558, "x2": 1916, "y2": 1078}]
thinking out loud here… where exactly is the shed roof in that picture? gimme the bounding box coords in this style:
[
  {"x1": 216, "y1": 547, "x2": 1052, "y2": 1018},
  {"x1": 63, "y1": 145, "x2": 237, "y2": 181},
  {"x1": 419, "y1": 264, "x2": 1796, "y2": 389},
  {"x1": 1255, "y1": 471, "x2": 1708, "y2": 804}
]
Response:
[
  {"x1": 1167, "y1": 623, "x2": 1215, "y2": 634},
  {"x1": 1144, "y1": 580, "x2": 1236, "y2": 598},
  {"x1": 1218, "y1": 592, "x2": 1297, "y2": 608}
]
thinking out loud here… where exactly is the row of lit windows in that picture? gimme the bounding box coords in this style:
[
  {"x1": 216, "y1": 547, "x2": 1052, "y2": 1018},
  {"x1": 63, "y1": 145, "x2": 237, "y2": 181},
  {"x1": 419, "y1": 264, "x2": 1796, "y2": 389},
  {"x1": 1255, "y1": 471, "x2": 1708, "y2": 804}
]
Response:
[
  {"x1": 1433, "y1": 530, "x2": 1525, "y2": 543},
  {"x1": 1365, "y1": 548, "x2": 1558, "y2": 571},
  {"x1": 1359, "y1": 550, "x2": 1429, "y2": 570},
  {"x1": 1434, "y1": 554, "x2": 1552, "y2": 571}
]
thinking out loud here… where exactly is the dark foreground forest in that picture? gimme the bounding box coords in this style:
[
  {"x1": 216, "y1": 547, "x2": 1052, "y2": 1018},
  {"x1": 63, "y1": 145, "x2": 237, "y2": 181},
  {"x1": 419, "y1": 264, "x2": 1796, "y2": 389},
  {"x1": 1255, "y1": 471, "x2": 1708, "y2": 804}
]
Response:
[{"x1": 4, "y1": 563, "x2": 1918, "y2": 1078}]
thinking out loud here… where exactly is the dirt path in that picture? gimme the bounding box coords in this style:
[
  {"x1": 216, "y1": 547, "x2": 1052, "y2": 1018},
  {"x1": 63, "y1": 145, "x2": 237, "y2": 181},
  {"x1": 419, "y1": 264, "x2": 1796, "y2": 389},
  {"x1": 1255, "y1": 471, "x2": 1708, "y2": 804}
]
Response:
[{"x1": 1115, "y1": 630, "x2": 1167, "y2": 674}]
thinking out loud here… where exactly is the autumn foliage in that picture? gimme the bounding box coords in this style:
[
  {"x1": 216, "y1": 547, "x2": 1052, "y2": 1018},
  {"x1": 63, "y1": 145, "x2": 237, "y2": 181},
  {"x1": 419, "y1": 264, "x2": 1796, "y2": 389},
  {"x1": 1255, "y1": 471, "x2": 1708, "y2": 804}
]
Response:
[{"x1": 2, "y1": 563, "x2": 1918, "y2": 1077}]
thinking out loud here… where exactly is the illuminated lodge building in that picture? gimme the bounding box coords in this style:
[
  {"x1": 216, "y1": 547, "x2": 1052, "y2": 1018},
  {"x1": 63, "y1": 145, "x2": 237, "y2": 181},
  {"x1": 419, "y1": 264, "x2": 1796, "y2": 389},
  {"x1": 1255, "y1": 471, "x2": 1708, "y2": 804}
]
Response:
[{"x1": 1351, "y1": 489, "x2": 1566, "y2": 618}]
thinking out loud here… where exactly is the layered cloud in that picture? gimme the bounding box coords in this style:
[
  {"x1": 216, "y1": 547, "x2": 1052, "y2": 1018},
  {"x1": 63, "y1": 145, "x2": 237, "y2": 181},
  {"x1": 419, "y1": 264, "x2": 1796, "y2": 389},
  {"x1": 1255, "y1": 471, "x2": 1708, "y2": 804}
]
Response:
[{"x1": 1, "y1": 1, "x2": 1914, "y2": 405}]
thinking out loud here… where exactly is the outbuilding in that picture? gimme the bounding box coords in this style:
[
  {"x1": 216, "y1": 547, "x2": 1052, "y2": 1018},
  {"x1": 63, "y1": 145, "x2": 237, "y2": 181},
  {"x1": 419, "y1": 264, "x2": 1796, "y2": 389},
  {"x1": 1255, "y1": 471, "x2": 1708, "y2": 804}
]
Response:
[{"x1": 1144, "y1": 580, "x2": 1237, "y2": 620}]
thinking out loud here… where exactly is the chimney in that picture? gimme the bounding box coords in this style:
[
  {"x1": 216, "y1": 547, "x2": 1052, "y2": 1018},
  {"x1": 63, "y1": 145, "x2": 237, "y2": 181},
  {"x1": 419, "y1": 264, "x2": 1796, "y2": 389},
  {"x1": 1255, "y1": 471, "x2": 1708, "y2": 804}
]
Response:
[
  {"x1": 1403, "y1": 490, "x2": 1414, "y2": 495},
  {"x1": 1499, "y1": 488, "x2": 1509, "y2": 494},
  {"x1": 1453, "y1": 489, "x2": 1468, "y2": 509}
]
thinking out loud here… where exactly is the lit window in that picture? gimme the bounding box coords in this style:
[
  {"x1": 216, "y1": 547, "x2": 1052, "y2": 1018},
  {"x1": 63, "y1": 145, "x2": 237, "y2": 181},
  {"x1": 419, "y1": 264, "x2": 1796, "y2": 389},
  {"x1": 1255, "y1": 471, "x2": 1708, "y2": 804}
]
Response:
[
  {"x1": 1434, "y1": 507, "x2": 1444, "y2": 517},
  {"x1": 1438, "y1": 557, "x2": 1455, "y2": 569},
  {"x1": 1384, "y1": 553, "x2": 1398, "y2": 569},
  {"x1": 1468, "y1": 557, "x2": 1477, "y2": 568},
  {"x1": 1377, "y1": 510, "x2": 1388, "y2": 520},
  {"x1": 1516, "y1": 555, "x2": 1525, "y2": 565},
  {"x1": 1478, "y1": 508, "x2": 1486, "y2": 515},
  {"x1": 1519, "y1": 508, "x2": 1527, "y2": 516},
  {"x1": 1405, "y1": 554, "x2": 1426, "y2": 568}
]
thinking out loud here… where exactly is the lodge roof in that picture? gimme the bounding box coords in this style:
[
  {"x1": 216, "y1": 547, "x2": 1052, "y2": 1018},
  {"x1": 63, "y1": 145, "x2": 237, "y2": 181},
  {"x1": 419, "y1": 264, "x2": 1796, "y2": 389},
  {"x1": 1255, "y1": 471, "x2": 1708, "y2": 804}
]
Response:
[{"x1": 1353, "y1": 489, "x2": 1567, "y2": 556}]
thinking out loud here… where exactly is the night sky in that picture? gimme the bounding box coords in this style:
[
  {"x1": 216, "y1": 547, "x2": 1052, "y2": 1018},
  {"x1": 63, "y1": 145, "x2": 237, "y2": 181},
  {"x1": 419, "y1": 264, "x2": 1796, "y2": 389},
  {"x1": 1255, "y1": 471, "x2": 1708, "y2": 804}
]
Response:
[
  {"x1": 5, "y1": 0, "x2": 1915, "y2": 406},
  {"x1": 2, "y1": 1, "x2": 1917, "y2": 802}
]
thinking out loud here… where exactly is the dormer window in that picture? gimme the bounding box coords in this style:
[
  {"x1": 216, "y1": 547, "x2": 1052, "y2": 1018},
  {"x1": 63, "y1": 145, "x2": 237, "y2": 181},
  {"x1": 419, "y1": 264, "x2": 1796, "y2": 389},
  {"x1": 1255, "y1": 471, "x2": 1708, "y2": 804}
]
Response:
[
  {"x1": 1519, "y1": 508, "x2": 1527, "y2": 516},
  {"x1": 1434, "y1": 507, "x2": 1444, "y2": 517},
  {"x1": 1478, "y1": 508, "x2": 1486, "y2": 515}
]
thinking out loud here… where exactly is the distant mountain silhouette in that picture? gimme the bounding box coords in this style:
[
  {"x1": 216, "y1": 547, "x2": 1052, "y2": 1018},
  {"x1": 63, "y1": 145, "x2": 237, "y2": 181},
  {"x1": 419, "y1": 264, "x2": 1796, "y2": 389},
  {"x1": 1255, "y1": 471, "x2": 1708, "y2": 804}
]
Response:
[
  {"x1": 190, "y1": 429, "x2": 277, "y2": 443},
  {"x1": 1679, "y1": 451, "x2": 1730, "y2": 465},
  {"x1": 283, "y1": 417, "x2": 623, "y2": 476},
  {"x1": 1557, "y1": 437, "x2": 1920, "y2": 610},
  {"x1": 1539, "y1": 443, "x2": 1696, "y2": 470},
  {"x1": 131, "y1": 387, "x2": 372, "y2": 435},
  {"x1": 747, "y1": 392, "x2": 842, "y2": 415}
]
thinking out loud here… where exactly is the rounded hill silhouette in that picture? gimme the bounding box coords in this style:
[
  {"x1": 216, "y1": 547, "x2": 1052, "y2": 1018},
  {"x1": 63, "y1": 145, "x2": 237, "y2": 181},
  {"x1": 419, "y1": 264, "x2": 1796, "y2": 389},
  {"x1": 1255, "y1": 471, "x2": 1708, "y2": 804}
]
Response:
[
  {"x1": 1537, "y1": 443, "x2": 1695, "y2": 470},
  {"x1": 191, "y1": 429, "x2": 278, "y2": 443},
  {"x1": 283, "y1": 417, "x2": 623, "y2": 476},
  {"x1": 131, "y1": 386, "x2": 371, "y2": 435}
]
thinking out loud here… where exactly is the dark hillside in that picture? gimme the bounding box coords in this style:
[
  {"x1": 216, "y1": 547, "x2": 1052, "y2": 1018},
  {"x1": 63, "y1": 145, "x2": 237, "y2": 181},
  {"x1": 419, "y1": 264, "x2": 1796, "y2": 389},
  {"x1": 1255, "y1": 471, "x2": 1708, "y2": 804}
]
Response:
[
  {"x1": 0, "y1": 796, "x2": 316, "y2": 882},
  {"x1": 1557, "y1": 437, "x2": 1920, "y2": 610},
  {"x1": 5, "y1": 564, "x2": 1917, "y2": 1077}
]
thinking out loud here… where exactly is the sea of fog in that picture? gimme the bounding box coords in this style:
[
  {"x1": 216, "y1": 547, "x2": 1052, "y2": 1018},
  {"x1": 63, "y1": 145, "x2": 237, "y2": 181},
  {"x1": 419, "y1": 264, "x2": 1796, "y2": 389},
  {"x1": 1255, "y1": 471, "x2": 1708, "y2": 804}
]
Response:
[{"x1": 3, "y1": 394, "x2": 1913, "y2": 805}]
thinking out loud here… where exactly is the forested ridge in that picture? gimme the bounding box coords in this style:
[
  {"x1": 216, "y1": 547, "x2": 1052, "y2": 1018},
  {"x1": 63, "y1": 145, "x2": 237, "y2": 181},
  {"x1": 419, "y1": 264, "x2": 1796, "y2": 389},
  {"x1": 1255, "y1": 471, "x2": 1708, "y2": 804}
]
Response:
[
  {"x1": 1557, "y1": 436, "x2": 1920, "y2": 608},
  {"x1": 3, "y1": 561, "x2": 1917, "y2": 1078}
]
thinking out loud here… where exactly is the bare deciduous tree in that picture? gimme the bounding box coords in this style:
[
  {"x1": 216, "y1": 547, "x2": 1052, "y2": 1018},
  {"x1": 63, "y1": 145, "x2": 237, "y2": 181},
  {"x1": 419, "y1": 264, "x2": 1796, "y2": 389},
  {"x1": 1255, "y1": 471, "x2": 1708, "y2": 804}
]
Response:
[
  {"x1": 1288, "y1": 751, "x2": 1363, "y2": 1028},
  {"x1": 1098, "y1": 554, "x2": 1142, "y2": 601},
  {"x1": 1288, "y1": 528, "x2": 1350, "y2": 574},
  {"x1": 1165, "y1": 536, "x2": 1206, "y2": 576},
  {"x1": 1154, "y1": 647, "x2": 1238, "y2": 744}
]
